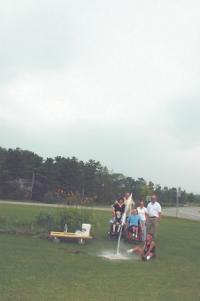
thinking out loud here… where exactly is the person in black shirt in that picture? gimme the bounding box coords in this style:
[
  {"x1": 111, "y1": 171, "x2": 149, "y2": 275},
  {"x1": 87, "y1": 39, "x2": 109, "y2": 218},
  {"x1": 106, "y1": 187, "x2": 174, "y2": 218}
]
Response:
[
  {"x1": 127, "y1": 233, "x2": 156, "y2": 261},
  {"x1": 110, "y1": 197, "x2": 125, "y2": 234},
  {"x1": 112, "y1": 197, "x2": 125, "y2": 216}
]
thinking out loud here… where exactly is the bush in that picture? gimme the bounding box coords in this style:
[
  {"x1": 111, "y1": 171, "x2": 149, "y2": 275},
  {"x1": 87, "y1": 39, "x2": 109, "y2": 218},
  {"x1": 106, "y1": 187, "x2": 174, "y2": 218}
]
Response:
[
  {"x1": 35, "y1": 208, "x2": 99, "y2": 234},
  {"x1": 43, "y1": 191, "x2": 57, "y2": 204},
  {"x1": 0, "y1": 216, "x2": 7, "y2": 225},
  {"x1": 35, "y1": 211, "x2": 55, "y2": 229},
  {"x1": 56, "y1": 208, "x2": 96, "y2": 232}
]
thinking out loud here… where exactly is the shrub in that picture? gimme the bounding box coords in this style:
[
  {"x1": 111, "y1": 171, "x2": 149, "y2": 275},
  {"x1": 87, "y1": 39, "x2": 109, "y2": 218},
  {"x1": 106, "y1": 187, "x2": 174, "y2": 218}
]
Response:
[
  {"x1": 35, "y1": 208, "x2": 99, "y2": 234},
  {"x1": 0, "y1": 216, "x2": 7, "y2": 225},
  {"x1": 43, "y1": 191, "x2": 57, "y2": 204},
  {"x1": 55, "y1": 208, "x2": 95, "y2": 231},
  {"x1": 35, "y1": 211, "x2": 55, "y2": 230}
]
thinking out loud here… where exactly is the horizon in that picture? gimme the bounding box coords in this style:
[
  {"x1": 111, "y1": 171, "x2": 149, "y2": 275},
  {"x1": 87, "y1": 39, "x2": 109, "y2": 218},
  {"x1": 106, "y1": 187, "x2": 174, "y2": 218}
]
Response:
[{"x1": 1, "y1": 144, "x2": 197, "y2": 195}]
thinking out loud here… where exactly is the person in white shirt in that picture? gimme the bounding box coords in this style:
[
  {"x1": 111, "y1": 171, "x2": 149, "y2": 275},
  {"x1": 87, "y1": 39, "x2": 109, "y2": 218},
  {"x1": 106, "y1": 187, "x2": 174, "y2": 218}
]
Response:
[
  {"x1": 146, "y1": 194, "x2": 162, "y2": 239},
  {"x1": 137, "y1": 200, "x2": 148, "y2": 241}
]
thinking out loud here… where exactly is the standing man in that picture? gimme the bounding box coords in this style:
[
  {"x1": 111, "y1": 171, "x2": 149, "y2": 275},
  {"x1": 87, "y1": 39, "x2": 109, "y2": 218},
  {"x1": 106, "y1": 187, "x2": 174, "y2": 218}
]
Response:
[{"x1": 146, "y1": 194, "x2": 162, "y2": 239}]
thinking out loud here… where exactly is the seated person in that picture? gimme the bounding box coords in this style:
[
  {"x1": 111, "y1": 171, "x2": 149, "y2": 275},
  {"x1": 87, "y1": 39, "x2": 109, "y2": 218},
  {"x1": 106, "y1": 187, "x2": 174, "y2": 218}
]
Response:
[
  {"x1": 110, "y1": 197, "x2": 125, "y2": 234},
  {"x1": 127, "y1": 208, "x2": 141, "y2": 238},
  {"x1": 127, "y1": 233, "x2": 156, "y2": 261}
]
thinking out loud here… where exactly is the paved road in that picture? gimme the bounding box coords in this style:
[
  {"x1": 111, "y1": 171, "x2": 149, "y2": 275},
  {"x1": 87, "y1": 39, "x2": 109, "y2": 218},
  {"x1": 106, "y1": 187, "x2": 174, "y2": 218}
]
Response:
[
  {"x1": 163, "y1": 206, "x2": 200, "y2": 221},
  {"x1": 0, "y1": 200, "x2": 199, "y2": 221},
  {"x1": 0, "y1": 200, "x2": 111, "y2": 211}
]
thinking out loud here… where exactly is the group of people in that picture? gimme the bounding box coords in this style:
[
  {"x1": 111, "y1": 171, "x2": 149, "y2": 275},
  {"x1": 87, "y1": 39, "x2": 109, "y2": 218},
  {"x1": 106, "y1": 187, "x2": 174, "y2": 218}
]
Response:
[{"x1": 110, "y1": 193, "x2": 162, "y2": 261}]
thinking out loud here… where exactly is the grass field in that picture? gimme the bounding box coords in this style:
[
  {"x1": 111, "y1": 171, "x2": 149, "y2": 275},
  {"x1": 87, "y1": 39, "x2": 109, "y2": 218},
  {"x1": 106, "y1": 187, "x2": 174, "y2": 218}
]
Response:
[{"x1": 0, "y1": 204, "x2": 200, "y2": 301}]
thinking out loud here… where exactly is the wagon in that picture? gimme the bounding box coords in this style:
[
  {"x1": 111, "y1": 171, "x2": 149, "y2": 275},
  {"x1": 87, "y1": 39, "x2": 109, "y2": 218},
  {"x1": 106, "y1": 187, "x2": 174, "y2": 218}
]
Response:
[{"x1": 49, "y1": 223, "x2": 92, "y2": 244}]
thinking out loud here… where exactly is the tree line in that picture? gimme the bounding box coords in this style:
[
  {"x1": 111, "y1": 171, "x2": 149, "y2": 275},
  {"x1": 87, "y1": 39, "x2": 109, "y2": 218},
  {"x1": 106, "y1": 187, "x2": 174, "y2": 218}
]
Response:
[{"x1": 0, "y1": 146, "x2": 198, "y2": 205}]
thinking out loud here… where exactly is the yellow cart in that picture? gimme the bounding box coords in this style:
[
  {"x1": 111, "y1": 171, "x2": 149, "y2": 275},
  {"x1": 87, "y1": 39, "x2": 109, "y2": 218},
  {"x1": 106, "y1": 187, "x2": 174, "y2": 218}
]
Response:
[{"x1": 49, "y1": 224, "x2": 92, "y2": 244}]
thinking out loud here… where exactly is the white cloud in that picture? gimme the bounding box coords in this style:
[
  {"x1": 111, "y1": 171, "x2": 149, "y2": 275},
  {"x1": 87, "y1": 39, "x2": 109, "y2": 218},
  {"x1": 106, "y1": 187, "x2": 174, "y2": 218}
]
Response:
[{"x1": 1, "y1": 0, "x2": 200, "y2": 193}]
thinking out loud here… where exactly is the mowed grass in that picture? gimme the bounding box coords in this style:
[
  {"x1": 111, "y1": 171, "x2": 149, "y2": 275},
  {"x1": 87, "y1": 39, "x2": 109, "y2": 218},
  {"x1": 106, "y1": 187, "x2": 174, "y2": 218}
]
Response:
[{"x1": 0, "y1": 204, "x2": 200, "y2": 301}]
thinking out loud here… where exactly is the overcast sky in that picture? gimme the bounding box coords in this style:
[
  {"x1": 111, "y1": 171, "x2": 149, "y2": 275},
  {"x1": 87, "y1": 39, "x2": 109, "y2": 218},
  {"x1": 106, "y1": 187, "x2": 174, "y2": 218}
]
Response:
[{"x1": 1, "y1": 0, "x2": 200, "y2": 193}]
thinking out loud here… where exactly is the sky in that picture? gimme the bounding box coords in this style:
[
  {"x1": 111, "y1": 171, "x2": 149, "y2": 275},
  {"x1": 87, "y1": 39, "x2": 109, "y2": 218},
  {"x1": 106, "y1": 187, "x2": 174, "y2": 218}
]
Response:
[{"x1": 0, "y1": 0, "x2": 200, "y2": 193}]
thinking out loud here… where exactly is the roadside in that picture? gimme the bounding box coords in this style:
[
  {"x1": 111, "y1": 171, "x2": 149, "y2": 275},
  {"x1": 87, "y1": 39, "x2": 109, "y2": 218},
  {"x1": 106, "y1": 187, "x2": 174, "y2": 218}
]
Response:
[
  {"x1": 0, "y1": 200, "x2": 199, "y2": 221},
  {"x1": 163, "y1": 206, "x2": 200, "y2": 221}
]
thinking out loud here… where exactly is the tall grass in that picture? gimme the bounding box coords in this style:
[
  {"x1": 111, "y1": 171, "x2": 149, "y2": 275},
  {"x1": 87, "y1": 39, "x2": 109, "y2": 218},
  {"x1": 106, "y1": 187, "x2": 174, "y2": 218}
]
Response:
[{"x1": 0, "y1": 204, "x2": 102, "y2": 236}]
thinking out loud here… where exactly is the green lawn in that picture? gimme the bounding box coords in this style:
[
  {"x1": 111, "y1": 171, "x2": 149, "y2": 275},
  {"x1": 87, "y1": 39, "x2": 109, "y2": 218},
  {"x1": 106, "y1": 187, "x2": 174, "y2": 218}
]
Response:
[{"x1": 0, "y1": 204, "x2": 200, "y2": 301}]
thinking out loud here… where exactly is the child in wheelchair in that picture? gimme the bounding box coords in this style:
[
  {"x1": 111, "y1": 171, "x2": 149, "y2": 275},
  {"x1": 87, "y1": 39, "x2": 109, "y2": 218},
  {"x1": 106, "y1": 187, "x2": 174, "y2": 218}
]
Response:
[{"x1": 126, "y1": 208, "x2": 141, "y2": 240}]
